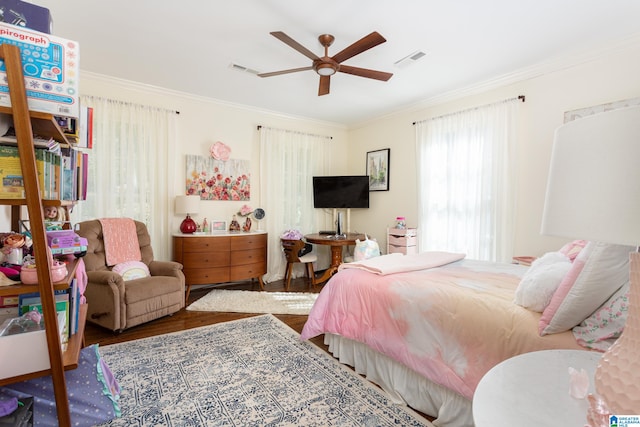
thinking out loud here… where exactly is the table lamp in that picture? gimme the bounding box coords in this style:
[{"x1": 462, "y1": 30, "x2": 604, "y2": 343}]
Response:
[
  {"x1": 541, "y1": 105, "x2": 640, "y2": 420},
  {"x1": 175, "y1": 195, "x2": 200, "y2": 234}
]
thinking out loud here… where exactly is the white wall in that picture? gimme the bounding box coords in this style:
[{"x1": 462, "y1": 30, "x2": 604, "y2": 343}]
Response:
[
  {"x1": 0, "y1": 73, "x2": 350, "y2": 236},
  {"x1": 346, "y1": 39, "x2": 640, "y2": 257},
  {"x1": 4, "y1": 39, "x2": 639, "y2": 262}
]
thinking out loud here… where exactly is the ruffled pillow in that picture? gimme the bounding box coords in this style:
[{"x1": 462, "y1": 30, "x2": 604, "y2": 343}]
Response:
[
  {"x1": 514, "y1": 252, "x2": 572, "y2": 312},
  {"x1": 112, "y1": 261, "x2": 150, "y2": 281}
]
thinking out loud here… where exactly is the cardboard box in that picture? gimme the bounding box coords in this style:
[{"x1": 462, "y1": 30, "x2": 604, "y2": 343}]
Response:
[
  {"x1": 0, "y1": 22, "x2": 79, "y2": 117},
  {"x1": 0, "y1": 0, "x2": 52, "y2": 33}
]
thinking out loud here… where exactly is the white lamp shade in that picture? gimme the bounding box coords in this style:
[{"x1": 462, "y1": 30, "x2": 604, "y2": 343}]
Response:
[
  {"x1": 175, "y1": 195, "x2": 200, "y2": 215},
  {"x1": 541, "y1": 106, "x2": 640, "y2": 246}
]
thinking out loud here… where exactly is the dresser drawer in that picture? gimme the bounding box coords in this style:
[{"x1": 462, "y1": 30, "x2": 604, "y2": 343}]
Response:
[
  {"x1": 182, "y1": 267, "x2": 229, "y2": 284},
  {"x1": 230, "y1": 234, "x2": 267, "y2": 251},
  {"x1": 230, "y1": 248, "x2": 266, "y2": 266},
  {"x1": 181, "y1": 251, "x2": 230, "y2": 269},
  {"x1": 230, "y1": 261, "x2": 266, "y2": 281},
  {"x1": 388, "y1": 235, "x2": 417, "y2": 247},
  {"x1": 388, "y1": 228, "x2": 417, "y2": 238},
  {"x1": 388, "y1": 244, "x2": 418, "y2": 255},
  {"x1": 183, "y1": 237, "x2": 230, "y2": 253}
]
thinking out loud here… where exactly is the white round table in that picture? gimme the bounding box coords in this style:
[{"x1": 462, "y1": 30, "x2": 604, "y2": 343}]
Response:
[{"x1": 473, "y1": 349, "x2": 601, "y2": 427}]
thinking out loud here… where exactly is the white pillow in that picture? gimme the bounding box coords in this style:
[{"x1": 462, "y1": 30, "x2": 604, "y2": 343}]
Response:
[
  {"x1": 112, "y1": 261, "x2": 150, "y2": 281},
  {"x1": 514, "y1": 252, "x2": 572, "y2": 312},
  {"x1": 539, "y1": 242, "x2": 633, "y2": 336}
]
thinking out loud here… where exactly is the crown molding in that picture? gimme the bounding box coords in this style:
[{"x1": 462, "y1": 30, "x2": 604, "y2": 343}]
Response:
[
  {"x1": 351, "y1": 32, "x2": 640, "y2": 129},
  {"x1": 80, "y1": 71, "x2": 348, "y2": 131}
]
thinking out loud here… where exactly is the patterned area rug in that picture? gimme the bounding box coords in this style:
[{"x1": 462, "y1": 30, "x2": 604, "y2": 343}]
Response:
[
  {"x1": 96, "y1": 315, "x2": 433, "y2": 426},
  {"x1": 186, "y1": 289, "x2": 319, "y2": 315}
]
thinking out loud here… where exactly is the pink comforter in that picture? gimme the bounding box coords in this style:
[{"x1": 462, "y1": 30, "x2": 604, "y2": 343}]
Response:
[{"x1": 301, "y1": 259, "x2": 583, "y2": 399}]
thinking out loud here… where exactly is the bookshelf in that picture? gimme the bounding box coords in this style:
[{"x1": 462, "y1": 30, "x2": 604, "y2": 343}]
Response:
[{"x1": 0, "y1": 43, "x2": 82, "y2": 426}]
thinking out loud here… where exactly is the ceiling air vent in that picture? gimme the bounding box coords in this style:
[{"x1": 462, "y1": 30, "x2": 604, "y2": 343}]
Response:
[
  {"x1": 394, "y1": 50, "x2": 428, "y2": 69},
  {"x1": 229, "y1": 63, "x2": 260, "y2": 75}
]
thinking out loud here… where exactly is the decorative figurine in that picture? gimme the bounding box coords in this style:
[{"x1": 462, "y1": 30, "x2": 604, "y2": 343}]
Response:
[
  {"x1": 237, "y1": 204, "x2": 253, "y2": 232},
  {"x1": 229, "y1": 215, "x2": 241, "y2": 232}
]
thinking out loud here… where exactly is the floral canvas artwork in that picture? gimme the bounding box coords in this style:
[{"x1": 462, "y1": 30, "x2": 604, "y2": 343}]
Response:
[{"x1": 186, "y1": 155, "x2": 250, "y2": 201}]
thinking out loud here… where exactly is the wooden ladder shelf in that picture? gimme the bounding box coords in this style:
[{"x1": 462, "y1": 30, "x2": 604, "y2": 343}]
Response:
[{"x1": 0, "y1": 43, "x2": 72, "y2": 426}]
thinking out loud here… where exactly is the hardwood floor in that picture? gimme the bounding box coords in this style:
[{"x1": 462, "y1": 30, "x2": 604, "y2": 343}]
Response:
[
  {"x1": 84, "y1": 277, "x2": 436, "y2": 424},
  {"x1": 84, "y1": 278, "x2": 327, "y2": 351}
]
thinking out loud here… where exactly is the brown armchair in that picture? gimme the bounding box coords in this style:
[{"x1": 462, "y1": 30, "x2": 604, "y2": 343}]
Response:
[{"x1": 76, "y1": 219, "x2": 185, "y2": 332}]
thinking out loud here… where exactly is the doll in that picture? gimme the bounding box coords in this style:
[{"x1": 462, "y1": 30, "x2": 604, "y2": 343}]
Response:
[{"x1": 44, "y1": 206, "x2": 66, "y2": 230}]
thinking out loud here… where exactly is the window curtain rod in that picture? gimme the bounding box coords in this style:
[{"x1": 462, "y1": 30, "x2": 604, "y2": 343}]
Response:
[
  {"x1": 257, "y1": 125, "x2": 332, "y2": 140},
  {"x1": 412, "y1": 95, "x2": 524, "y2": 125},
  {"x1": 80, "y1": 95, "x2": 180, "y2": 115}
]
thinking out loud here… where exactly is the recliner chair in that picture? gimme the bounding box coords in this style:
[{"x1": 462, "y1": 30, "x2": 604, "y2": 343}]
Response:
[{"x1": 76, "y1": 219, "x2": 185, "y2": 331}]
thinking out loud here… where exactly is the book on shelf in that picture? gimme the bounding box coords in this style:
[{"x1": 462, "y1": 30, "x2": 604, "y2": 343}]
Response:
[
  {"x1": 69, "y1": 277, "x2": 80, "y2": 335},
  {"x1": 0, "y1": 126, "x2": 60, "y2": 150},
  {"x1": 76, "y1": 105, "x2": 94, "y2": 149},
  {"x1": 0, "y1": 144, "x2": 88, "y2": 201},
  {"x1": 0, "y1": 294, "x2": 19, "y2": 307},
  {"x1": 0, "y1": 145, "x2": 25, "y2": 199}
]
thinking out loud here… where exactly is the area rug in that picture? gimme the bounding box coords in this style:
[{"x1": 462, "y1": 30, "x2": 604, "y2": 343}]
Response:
[
  {"x1": 186, "y1": 289, "x2": 319, "y2": 315},
  {"x1": 96, "y1": 314, "x2": 432, "y2": 426}
]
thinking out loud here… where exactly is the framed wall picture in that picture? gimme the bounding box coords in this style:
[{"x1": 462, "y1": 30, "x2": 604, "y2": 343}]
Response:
[
  {"x1": 211, "y1": 220, "x2": 227, "y2": 233},
  {"x1": 366, "y1": 148, "x2": 390, "y2": 191}
]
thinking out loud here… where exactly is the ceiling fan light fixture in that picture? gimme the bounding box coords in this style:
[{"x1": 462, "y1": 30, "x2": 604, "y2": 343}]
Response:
[{"x1": 316, "y1": 63, "x2": 337, "y2": 76}]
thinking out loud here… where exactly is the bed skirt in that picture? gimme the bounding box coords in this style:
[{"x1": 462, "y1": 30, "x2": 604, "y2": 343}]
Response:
[{"x1": 325, "y1": 333, "x2": 474, "y2": 427}]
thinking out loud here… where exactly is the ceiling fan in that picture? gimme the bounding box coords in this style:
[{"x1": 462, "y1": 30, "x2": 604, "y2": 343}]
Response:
[{"x1": 258, "y1": 31, "x2": 393, "y2": 96}]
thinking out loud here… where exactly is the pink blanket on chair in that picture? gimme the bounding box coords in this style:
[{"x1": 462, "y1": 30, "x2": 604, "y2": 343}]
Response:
[{"x1": 99, "y1": 218, "x2": 141, "y2": 266}]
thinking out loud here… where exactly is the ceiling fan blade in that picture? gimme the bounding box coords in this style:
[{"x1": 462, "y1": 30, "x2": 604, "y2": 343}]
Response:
[
  {"x1": 338, "y1": 65, "x2": 393, "y2": 81},
  {"x1": 258, "y1": 66, "x2": 313, "y2": 78},
  {"x1": 270, "y1": 31, "x2": 319, "y2": 61},
  {"x1": 331, "y1": 31, "x2": 387, "y2": 64},
  {"x1": 318, "y1": 75, "x2": 330, "y2": 96}
]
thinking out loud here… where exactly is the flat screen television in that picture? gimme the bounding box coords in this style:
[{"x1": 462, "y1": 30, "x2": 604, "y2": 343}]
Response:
[{"x1": 312, "y1": 175, "x2": 370, "y2": 209}]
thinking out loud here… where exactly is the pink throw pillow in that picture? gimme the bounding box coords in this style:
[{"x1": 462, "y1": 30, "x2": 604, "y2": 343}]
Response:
[{"x1": 558, "y1": 239, "x2": 588, "y2": 262}]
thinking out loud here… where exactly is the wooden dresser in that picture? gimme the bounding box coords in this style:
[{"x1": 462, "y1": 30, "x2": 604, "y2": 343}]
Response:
[{"x1": 172, "y1": 231, "x2": 267, "y2": 299}]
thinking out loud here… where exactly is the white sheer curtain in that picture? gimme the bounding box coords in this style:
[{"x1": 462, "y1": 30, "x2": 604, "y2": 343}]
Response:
[
  {"x1": 71, "y1": 96, "x2": 178, "y2": 261},
  {"x1": 415, "y1": 98, "x2": 520, "y2": 262},
  {"x1": 259, "y1": 126, "x2": 331, "y2": 282}
]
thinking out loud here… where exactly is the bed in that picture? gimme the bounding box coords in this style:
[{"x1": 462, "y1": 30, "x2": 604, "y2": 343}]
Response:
[{"x1": 301, "y1": 244, "x2": 631, "y2": 426}]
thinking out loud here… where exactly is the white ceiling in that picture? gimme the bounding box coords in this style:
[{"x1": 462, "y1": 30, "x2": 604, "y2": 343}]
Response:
[{"x1": 26, "y1": 1, "x2": 640, "y2": 126}]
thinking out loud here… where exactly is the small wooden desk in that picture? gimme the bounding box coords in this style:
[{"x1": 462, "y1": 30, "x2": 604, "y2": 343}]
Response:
[{"x1": 305, "y1": 233, "x2": 365, "y2": 283}]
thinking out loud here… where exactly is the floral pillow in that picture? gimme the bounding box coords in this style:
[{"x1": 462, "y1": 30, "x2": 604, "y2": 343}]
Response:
[{"x1": 572, "y1": 280, "x2": 629, "y2": 351}]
